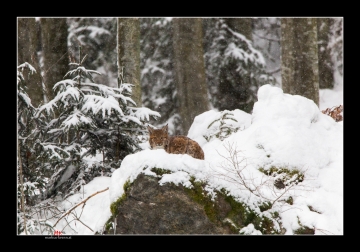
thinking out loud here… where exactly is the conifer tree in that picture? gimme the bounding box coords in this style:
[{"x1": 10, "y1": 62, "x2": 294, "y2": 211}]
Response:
[
  {"x1": 35, "y1": 48, "x2": 160, "y2": 199},
  {"x1": 18, "y1": 62, "x2": 48, "y2": 206},
  {"x1": 141, "y1": 18, "x2": 274, "y2": 128},
  {"x1": 204, "y1": 18, "x2": 273, "y2": 113},
  {"x1": 18, "y1": 62, "x2": 51, "y2": 234},
  {"x1": 67, "y1": 18, "x2": 118, "y2": 87}
]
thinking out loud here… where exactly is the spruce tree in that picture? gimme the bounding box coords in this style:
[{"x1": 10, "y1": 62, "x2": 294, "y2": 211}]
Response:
[
  {"x1": 204, "y1": 18, "x2": 274, "y2": 113},
  {"x1": 18, "y1": 62, "x2": 51, "y2": 234},
  {"x1": 18, "y1": 62, "x2": 48, "y2": 206},
  {"x1": 35, "y1": 49, "x2": 160, "y2": 199}
]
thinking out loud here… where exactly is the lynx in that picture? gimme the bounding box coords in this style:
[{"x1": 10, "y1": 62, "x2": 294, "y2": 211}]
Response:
[{"x1": 147, "y1": 124, "x2": 205, "y2": 160}]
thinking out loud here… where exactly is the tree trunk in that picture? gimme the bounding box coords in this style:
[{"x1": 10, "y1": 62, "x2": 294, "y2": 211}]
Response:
[
  {"x1": 281, "y1": 18, "x2": 319, "y2": 106},
  {"x1": 117, "y1": 18, "x2": 142, "y2": 106},
  {"x1": 317, "y1": 18, "x2": 334, "y2": 89},
  {"x1": 224, "y1": 18, "x2": 252, "y2": 40},
  {"x1": 172, "y1": 18, "x2": 210, "y2": 135},
  {"x1": 40, "y1": 18, "x2": 69, "y2": 102},
  {"x1": 18, "y1": 18, "x2": 44, "y2": 107}
]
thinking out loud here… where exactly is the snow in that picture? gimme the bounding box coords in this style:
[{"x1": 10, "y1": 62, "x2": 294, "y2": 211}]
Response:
[{"x1": 38, "y1": 84, "x2": 343, "y2": 235}]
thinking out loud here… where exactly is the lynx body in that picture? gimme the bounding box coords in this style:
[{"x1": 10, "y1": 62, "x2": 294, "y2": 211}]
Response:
[{"x1": 147, "y1": 124, "x2": 204, "y2": 160}]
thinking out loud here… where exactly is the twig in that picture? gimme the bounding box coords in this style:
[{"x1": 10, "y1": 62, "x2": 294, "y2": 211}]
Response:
[
  {"x1": 315, "y1": 227, "x2": 336, "y2": 235},
  {"x1": 53, "y1": 187, "x2": 109, "y2": 227},
  {"x1": 74, "y1": 217, "x2": 94, "y2": 232},
  {"x1": 253, "y1": 32, "x2": 280, "y2": 42},
  {"x1": 266, "y1": 67, "x2": 281, "y2": 75},
  {"x1": 271, "y1": 183, "x2": 295, "y2": 206}
]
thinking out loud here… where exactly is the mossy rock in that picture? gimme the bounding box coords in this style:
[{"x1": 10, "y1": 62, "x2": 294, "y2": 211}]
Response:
[{"x1": 103, "y1": 168, "x2": 279, "y2": 234}]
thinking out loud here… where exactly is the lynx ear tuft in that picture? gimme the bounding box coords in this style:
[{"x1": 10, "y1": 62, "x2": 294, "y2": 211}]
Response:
[
  {"x1": 162, "y1": 124, "x2": 168, "y2": 132},
  {"x1": 147, "y1": 125, "x2": 154, "y2": 133}
]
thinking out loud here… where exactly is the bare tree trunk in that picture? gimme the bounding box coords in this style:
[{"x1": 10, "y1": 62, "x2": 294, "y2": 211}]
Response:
[
  {"x1": 117, "y1": 18, "x2": 142, "y2": 106},
  {"x1": 317, "y1": 18, "x2": 335, "y2": 89},
  {"x1": 281, "y1": 18, "x2": 319, "y2": 106},
  {"x1": 172, "y1": 18, "x2": 210, "y2": 135},
  {"x1": 40, "y1": 18, "x2": 69, "y2": 102}
]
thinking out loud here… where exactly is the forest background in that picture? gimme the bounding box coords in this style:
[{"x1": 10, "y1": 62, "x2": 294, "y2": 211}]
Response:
[{"x1": 17, "y1": 17, "x2": 343, "y2": 235}]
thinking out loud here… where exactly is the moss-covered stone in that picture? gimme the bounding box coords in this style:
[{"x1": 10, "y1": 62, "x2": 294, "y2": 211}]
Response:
[
  {"x1": 150, "y1": 167, "x2": 172, "y2": 176},
  {"x1": 258, "y1": 166, "x2": 305, "y2": 185},
  {"x1": 105, "y1": 168, "x2": 280, "y2": 234},
  {"x1": 183, "y1": 177, "x2": 278, "y2": 234},
  {"x1": 259, "y1": 201, "x2": 273, "y2": 212},
  {"x1": 294, "y1": 217, "x2": 315, "y2": 235},
  {"x1": 184, "y1": 177, "x2": 218, "y2": 223},
  {"x1": 103, "y1": 179, "x2": 133, "y2": 234},
  {"x1": 110, "y1": 180, "x2": 132, "y2": 216}
]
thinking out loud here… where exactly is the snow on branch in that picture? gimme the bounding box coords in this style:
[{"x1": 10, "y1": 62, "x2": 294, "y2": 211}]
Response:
[
  {"x1": 36, "y1": 85, "x2": 81, "y2": 117},
  {"x1": 82, "y1": 95, "x2": 125, "y2": 118},
  {"x1": 64, "y1": 66, "x2": 101, "y2": 83},
  {"x1": 80, "y1": 82, "x2": 136, "y2": 106},
  {"x1": 60, "y1": 109, "x2": 95, "y2": 131},
  {"x1": 18, "y1": 92, "x2": 34, "y2": 109},
  {"x1": 129, "y1": 107, "x2": 161, "y2": 122},
  {"x1": 41, "y1": 143, "x2": 70, "y2": 160},
  {"x1": 53, "y1": 79, "x2": 77, "y2": 91},
  {"x1": 17, "y1": 62, "x2": 37, "y2": 74}
]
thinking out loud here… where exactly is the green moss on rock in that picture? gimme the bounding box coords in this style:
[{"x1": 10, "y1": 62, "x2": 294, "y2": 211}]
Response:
[
  {"x1": 151, "y1": 167, "x2": 172, "y2": 176},
  {"x1": 184, "y1": 178, "x2": 278, "y2": 234},
  {"x1": 105, "y1": 168, "x2": 280, "y2": 234},
  {"x1": 294, "y1": 217, "x2": 315, "y2": 235},
  {"x1": 258, "y1": 166, "x2": 304, "y2": 185},
  {"x1": 104, "y1": 179, "x2": 133, "y2": 233}
]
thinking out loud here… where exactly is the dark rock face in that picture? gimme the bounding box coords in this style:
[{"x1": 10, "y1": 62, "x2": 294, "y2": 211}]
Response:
[{"x1": 113, "y1": 173, "x2": 232, "y2": 234}]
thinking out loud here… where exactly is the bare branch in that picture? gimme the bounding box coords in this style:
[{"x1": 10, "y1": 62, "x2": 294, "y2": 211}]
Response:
[
  {"x1": 53, "y1": 187, "x2": 109, "y2": 227},
  {"x1": 212, "y1": 141, "x2": 312, "y2": 211}
]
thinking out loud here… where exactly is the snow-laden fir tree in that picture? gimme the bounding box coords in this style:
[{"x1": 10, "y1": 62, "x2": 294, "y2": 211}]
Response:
[
  {"x1": 17, "y1": 62, "x2": 48, "y2": 206},
  {"x1": 35, "y1": 50, "x2": 160, "y2": 200},
  {"x1": 18, "y1": 62, "x2": 53, "y2": 234},
  {"x1": 67, "y1": 18, "x2": 118, "y2": 87},
  {"x1": 141, "y1": 18, "x2": 275, "y2": 132},
  {"x1": 204, "y1": 18, "x2": 274, "y2": 113}
]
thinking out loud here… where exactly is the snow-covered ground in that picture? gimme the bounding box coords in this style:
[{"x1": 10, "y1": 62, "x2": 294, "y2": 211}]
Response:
[{"x1": 26, "y1": 84, "x2": 343, "y2": 235}]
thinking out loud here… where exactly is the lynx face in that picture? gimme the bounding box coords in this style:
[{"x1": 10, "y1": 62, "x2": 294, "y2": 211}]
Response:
[{"x1": 147, "y1": 124, "x2": 169, "y2": 150}]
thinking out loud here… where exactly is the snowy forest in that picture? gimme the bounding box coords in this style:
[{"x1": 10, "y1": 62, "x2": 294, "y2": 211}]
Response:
[{"x1": 17, "y1": 17, "x2": 343, "y2": 235}]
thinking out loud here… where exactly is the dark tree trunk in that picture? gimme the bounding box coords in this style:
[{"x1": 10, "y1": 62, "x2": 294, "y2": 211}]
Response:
[
  {"x1": 317, "y1": 18, "x2": 335, "y2": 89},
  {"x1": 40, "y1": 18, "x2": 69, "y2": 102},
  {"x1": 281, "y1": 18, "x2": 319, "y2": 106},
  {"x1": 172, "y1": 18, "x2": 210, "y2": 135},
  {"x1": 224, "y1": 18, "x2": 252, "y2": 40}
]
